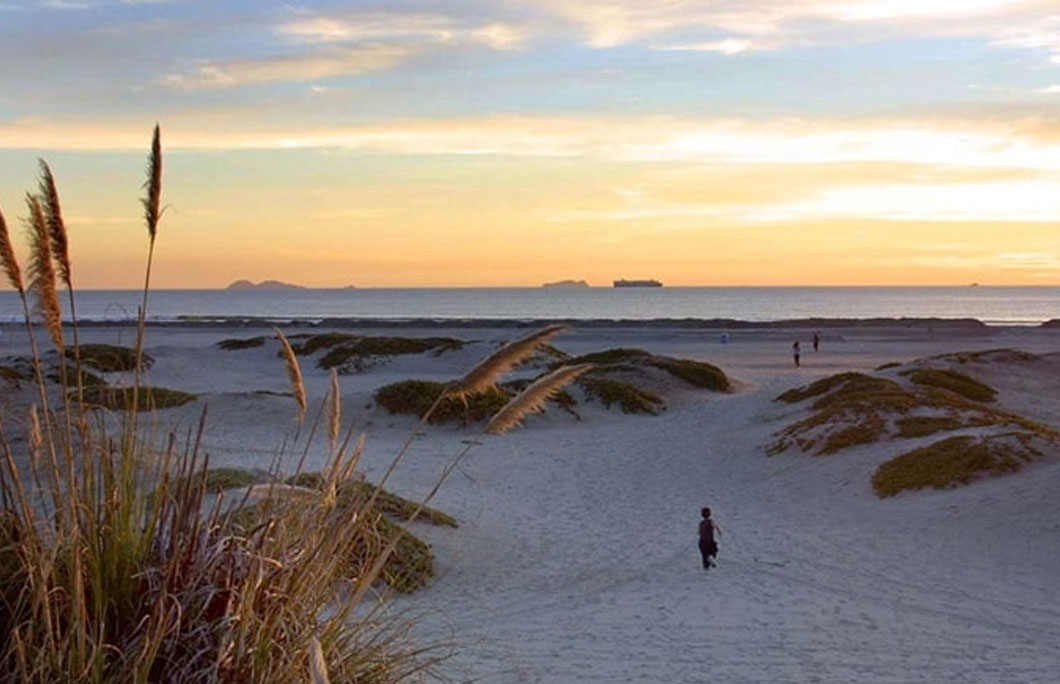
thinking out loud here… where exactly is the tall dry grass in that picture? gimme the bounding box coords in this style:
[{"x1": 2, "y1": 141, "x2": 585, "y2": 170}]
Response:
[{"x1": 0, "y1": 127, "x2": 587, "y2": 683}]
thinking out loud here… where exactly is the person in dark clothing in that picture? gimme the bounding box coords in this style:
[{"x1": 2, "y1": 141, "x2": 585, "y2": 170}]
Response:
[
  {"x1": 698, "y1": 507, "x2": 720, "y2": 570},
  {"x1": 812, "y1": 332, "x2": 820, "y2": 352},
  {"x1": 792, "y1": 340, "x2": 801, "y2": 367}
]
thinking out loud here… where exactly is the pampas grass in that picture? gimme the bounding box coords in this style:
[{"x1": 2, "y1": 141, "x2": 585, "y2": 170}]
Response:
[
  {"x1": 143, "y1": 124, "x2": 162, "y2": 241},
  {"x1": 448, "y1": 324, "x2": 566, "y2": 400},
  {"x1": 0, "y1": 203, "x2": 23, "y2": 293},
  {"x1": 486, "y1": 363, "x2": 593, "y2": 434},
  {"x1": 310, "y1": 636, "x2": 331, "y2": 684},
  {"x1": 37, "y1": 161, "x2": 71, "y2": 288},
  {"x1": 2, "y1": 130, "x2": 465, "y2": 684},
  {"x1": 276, "y1": 327, "x2": 308, "y2": 422},
  {"x1": 329, "y1": 368, "x2": 342, "y2": 449},
  {"x1": 25, "y1": 194, "x2": 63, "y2": 352}
]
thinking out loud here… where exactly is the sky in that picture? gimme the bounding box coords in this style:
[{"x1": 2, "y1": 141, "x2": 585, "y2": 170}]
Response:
[{"x1": 1, "y1": 0, "x2": 1059, "y2": 288}]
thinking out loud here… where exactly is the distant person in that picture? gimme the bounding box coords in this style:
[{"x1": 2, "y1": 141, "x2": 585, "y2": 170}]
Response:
[
  {"x1": 812, "y1": 332, "x2": 820, "y2": 352},
  {"x1": 792, "y1": 340, "x2": 801, "y2": 367},
  {"x1": 719, "y1": 332, "x2": 730, "y2": 345},
  {"x1": 698, "y1": 507, "x2": 721, "y2": 570}
]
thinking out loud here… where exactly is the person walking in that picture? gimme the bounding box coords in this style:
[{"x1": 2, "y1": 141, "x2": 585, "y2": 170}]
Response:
[
  {"x1": 812, "y1": 332, "x2": 820, "y2": 352},
  {"x1": 792, "y1": 340, "x2": 801, "y2": 367},
  {"x1": 698, "y1": 507, "x2": 721, "y2": 570}
]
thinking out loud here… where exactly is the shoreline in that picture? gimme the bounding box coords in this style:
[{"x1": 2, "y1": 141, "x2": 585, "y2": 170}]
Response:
[{"x1": 4, "y1": 315, "x2": 1058, "y2": 330}]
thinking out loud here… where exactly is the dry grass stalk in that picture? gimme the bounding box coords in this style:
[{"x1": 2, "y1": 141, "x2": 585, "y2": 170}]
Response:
[
  {"x1": 329, "y1": 368, "x2": 341, "y2": 450},
  {"x1": 27, "y1": 403, "x2": 42, "y2": 457},
  {"x1": 0, "y1": 202, "x2": 24, "y2": 293},
  {"x1": 143, "y1": 124, "x2": 162, "y2": 241},
  {"x1": 37, "y1": 160, "x2": 71, "y2": 287},
  {"x1": 26, "y1": 194, "x2": 64, "y2": 351},
  {"x1": 449, "y1": 324, "x2": 567, "y2": 399},
  {"x1": 276, "y1": 328, "x2": 307, "y2": 422},
  {"x1": 309, "y1": 636, "x2": 331, "y2": 684},
  {"x1": 486, "y1": 363, "x2": 593, "y2": 434}
]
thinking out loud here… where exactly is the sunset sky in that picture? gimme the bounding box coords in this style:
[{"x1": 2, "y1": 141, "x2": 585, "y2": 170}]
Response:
[{"x1": 1, "y1": 0, "x2": 1059, "y2": 287}]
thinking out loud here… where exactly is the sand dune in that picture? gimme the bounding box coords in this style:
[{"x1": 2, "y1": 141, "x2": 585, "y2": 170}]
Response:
[{"x1": 1, "y1": 321, "x2": 1058, "y2": 683}]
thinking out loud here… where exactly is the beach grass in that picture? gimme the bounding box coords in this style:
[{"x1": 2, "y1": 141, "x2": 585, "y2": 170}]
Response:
[
  {"x1": 560, "y1": 347, "x2": 652, "y2": 366},
  {"x1": 77, "y1": 384, "x2": 198, "y2": 410},
  {"x1": 374, "y1": 379, "x2": 510, "y2": 423},
  {"x1": 204, "y1": 466, "x2": 263, "y2": 491},
  {"x1": 0, "y1": 131, "x2": 517, "y2": 682},
  {"x1": 894, "y1": 415, "x2": 967, "y2": 438},
  {"x1": 872, "y1": 433, "x2": 1041, "y2": 497},
  {"x1": 578, "y1": 376, "x2": 664, "y2": 414},
  {"x1": 647, "y1": 357, "x2": 730, "y2": 392},
  {"x1": 286, "y1": 333, "x2": 465, "y2": 372},
  {"x1": 67, "y1": 342, "x2": 150, "y2": 372},
  {"x1": 901, "y1": 367, "x2": 997, "y2": 403},
  {"x1": 218, "y1": 335, "x2": 266, "y2": 350},
  {"x1": 0, "y1": 365, "x2": 27, "y2": 386},
  {"x1": 773, "y1": 361, "x2": 1060, "y2": 495}
]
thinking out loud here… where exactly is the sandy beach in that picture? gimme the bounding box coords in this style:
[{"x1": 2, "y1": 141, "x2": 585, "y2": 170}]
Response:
[{"x1": 2, "y1": 321, "x2": 1058, "y2": 683}]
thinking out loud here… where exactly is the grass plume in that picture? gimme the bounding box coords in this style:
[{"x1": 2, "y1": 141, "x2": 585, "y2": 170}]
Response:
[
  {"x1": 25, "y1": 194, "x2": 63, "y2": 352},
  {"x1": 37, "y1": 160, "x2": 70, "y2": 287},
  {"x1": 130, "y1": 126, "x2": 163, "y2": 420},
  {"x1": 143, "y1": 124, "x2": 162, "y2": 241},
  {"x1": 329, "y1": 368, "x2": 341, "y2": 449},
  {"x1": 310, "y1": 637, "x2": 331, "y2": 684},
  {"x1": 0, "y1": 202, "x2": 23, "y2": 293},
  {"x1": 276, "y1": 327, "x2": 307, "y2": 422},
  {"x1": 449, "y1": 324, "x2": 566, "y2": 399},
  {"x1": 486, "y1": 363, "x2": 593, "y2": 434}
]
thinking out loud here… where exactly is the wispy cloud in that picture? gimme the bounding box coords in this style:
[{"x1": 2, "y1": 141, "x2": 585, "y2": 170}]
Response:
[
  {"x1": 8, "y1": 115, "x2": 1060, "y2": 172},
  {"x1": 279, "y1": 11, "x2": 530, "y2": 51},
  {"x1": 652, "y1": 38, "x2": 765, "y2": 55},
  {"x1": 161, "y1": 44, "x2": 417, "y2": 90},
  {"x1": 746, "y1": 178, "x2": 1060, "y2": 223},
  {"x1": 529, "y1": 0, "x2": 1060, "y2": 61}
]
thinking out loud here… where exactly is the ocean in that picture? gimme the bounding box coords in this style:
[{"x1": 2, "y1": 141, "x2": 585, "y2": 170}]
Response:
[{"x1": 0, "y1": 287, "x2": 1056, "y2": 326}]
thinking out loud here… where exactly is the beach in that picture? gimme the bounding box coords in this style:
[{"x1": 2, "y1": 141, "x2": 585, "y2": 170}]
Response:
[{"x1": 2, "y1": 320, "x2": 1059, "y2": 683}]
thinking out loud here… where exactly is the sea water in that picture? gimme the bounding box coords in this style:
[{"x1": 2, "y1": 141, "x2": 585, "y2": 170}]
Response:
[{"x1": 0, "y1": 287, "x2": 1056, "y2": 325}]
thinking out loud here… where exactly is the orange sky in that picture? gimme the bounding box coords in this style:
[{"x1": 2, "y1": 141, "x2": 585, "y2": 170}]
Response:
[{"x1": 1, "y1": 1, "x2": 1059, "y2": 287}]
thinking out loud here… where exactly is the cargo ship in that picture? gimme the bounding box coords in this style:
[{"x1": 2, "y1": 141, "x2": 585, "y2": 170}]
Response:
[{"x1": 613, "y1": 279, "x2": 663, "y2": 288}]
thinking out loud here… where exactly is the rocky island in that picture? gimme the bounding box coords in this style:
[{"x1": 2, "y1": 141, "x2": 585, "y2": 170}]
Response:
[
  {"x1": 542, "y1": 279, "x2": 590, "y2": 288},
  {"x1": 226, "y1": 279, "x2": 306, "y2": 291}
]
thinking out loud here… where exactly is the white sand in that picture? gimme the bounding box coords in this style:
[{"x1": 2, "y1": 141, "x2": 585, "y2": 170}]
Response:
[{"x1": 2, "y1": 322, "x2": 1059, "y2": 683}]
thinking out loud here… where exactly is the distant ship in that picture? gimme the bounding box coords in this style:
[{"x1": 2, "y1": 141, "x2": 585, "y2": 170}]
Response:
[{"x1": 613, "y1": 279, "x2": 663, "y2": 288}]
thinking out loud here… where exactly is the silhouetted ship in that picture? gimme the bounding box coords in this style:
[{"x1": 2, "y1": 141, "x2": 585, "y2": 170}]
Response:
[{"x1": 613, "y1": 279, "x2": 663, "y2": 288}]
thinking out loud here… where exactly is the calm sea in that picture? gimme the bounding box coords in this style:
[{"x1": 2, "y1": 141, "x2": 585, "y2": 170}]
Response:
[{"x1": 0, "y1": 287, "x2": 1056, "y2": 326}]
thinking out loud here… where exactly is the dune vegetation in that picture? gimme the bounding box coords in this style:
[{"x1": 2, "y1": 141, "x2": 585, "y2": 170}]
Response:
[
  {"x1": 0, "y1": 130, "x2": 592, "y2": 683},
  {"x1": 771, "y1": 357, "x2": 1059, "y2": 497},
  {"x1": 373, "y1": 347, "x2": 730, "y2": 424},
  {"x1": 872, "y1": 433, "x2": 1045, "y2": 497}
]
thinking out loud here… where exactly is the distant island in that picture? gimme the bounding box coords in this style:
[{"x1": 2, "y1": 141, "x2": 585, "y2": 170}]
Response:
[
  {"x1": 542, "y1": 279, "x2": 590, "y2": 288},
  {"x1": 613, "y1": 279, "x2": 663, "y2": 288},
  {"x1": 226, "y1": 279, "x2": 306, "y2": 291}
]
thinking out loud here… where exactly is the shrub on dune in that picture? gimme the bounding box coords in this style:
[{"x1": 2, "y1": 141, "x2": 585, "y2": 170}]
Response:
[
  {"x1": 374, "y1": 379, "x2": 510, "y2": 424},
  {"x1": 872, "y1": 433, "x2": 1045, "y2": 497},
  {"x1": 901, "y1": 367, "x2": 997, "y2": 403},
  {"x1": 578, "y1": 376, "x2": 664, "y2": 415},
  {"x1": 66, "y1": 342, "x2": 149, "y2": 372},
  {"x1": 217, "y1": 336, "x2": 266, "y2": 350}
]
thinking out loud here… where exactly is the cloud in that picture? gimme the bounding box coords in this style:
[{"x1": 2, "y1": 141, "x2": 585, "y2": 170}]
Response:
[
  {"x1": 745, "y1": 178, "x2": 1060, "y2": 223},
  {"x1": 161, "y1": 44, "x2": 417, "y2": 90},
  {"x1": 7, "y1": 115, "x2": 1060, "y2": 170},
  {"x1": 279, "y1": 11, "x2": 530, "y2": 51},
  {"x1": 990, "y1": 15, "x2": 1060, "y2": 63},
  {"x1": 528, "y1": 0, "x2": 1060, "y2": 61},
  {"x1": 652, "y1": 38, "x2": 764, "y2": 55}
]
